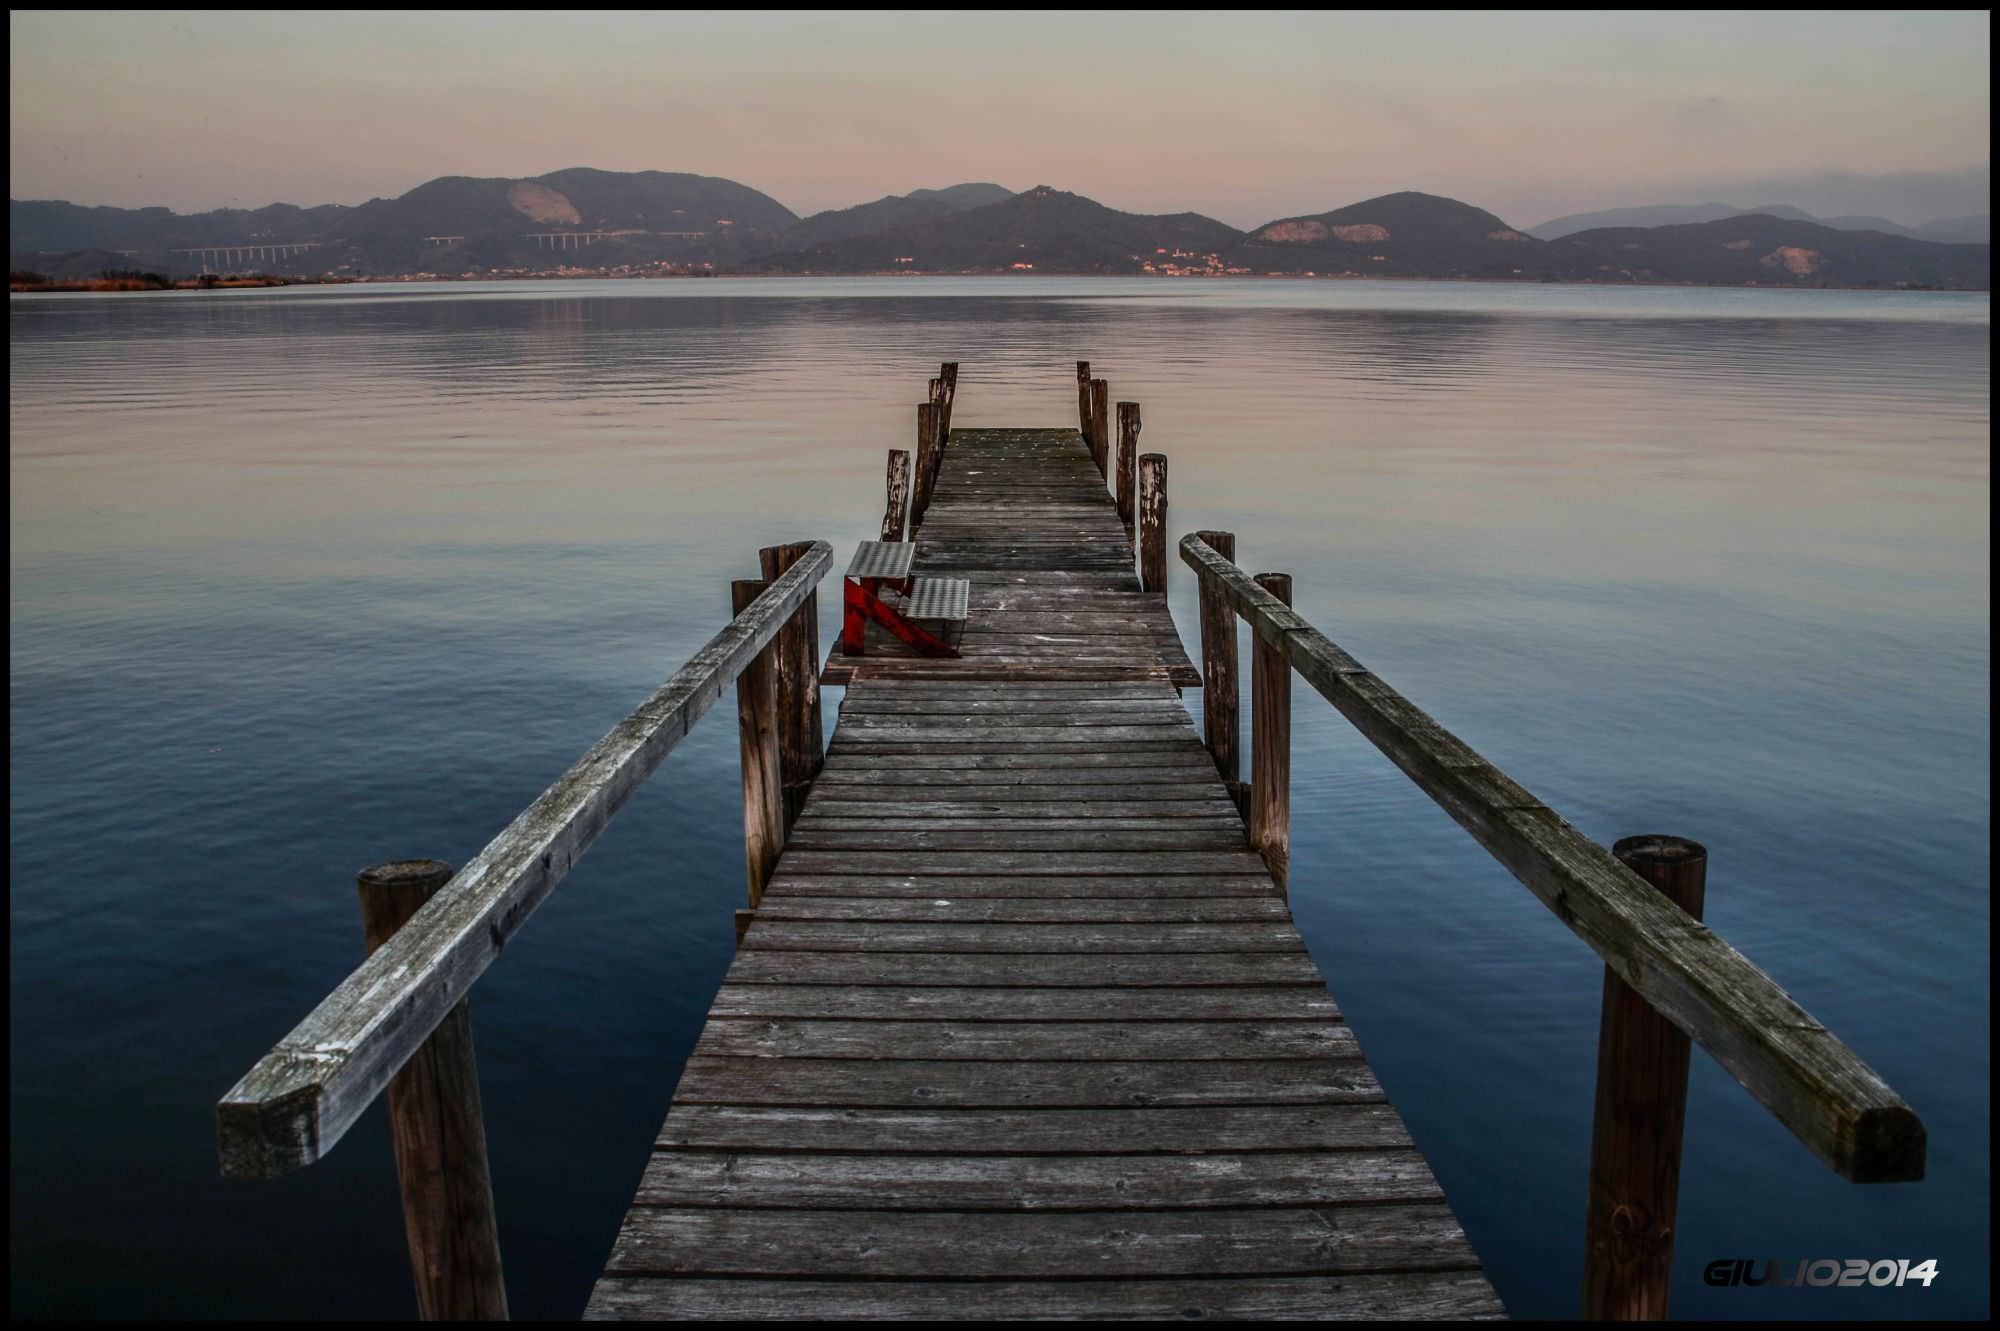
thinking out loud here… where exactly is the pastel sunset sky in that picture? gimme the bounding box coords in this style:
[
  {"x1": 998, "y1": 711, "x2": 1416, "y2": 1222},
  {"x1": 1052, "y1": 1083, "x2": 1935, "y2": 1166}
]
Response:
[{"x1": 9, "y1": 10, "x2": 1991, "y2": 228}]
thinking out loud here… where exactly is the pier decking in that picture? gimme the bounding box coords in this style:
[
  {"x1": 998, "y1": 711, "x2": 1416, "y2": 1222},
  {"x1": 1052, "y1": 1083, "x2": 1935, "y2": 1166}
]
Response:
[{"x1": 584, "y1": 423, "x2": 1502, "y2": 1318}]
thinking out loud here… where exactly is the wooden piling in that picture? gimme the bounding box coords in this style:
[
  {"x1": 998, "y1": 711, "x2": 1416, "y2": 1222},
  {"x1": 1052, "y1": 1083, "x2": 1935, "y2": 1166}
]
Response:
[
  {"x1": 1089, "y1": 379, "x2": 1110, "y2": 476},
  {"x1": 1137, "y1": 453, "x2": 1168, "y2": 593},
  {"x1": 1581, "y1": 835, "x2": 1708, "y2": 1321},
  {"x1": 913, "y1": 402, "x2": 939, "y2": 522},
  {"x1": 758, "y1": 543, "x2": 825, "y2": 827},
  {"x1": 881, "y1": 449, "x2": 911, "y2": 541},
  {"x1": 1075, "y1": 360, "x2": 1091, "y2": 437},
  {"x1": 1115, "y1": 402, "x2": 1141, "y2": 530},
  {"x1": 1249, "y1": 573, "x2": 1292, "y2": 895},
  {"x1": 939, "y1": 362, "x2": 959, "y2": 438},
  {"x1": 356, "y1": 859, "x2": 508, "y2": 1322},
  {"x1": 1195, "y1": 531, "x2": 1240, "y2": 795},
  {"x1": 732, "y1": 579, "x2": 785, "y2": 909}
]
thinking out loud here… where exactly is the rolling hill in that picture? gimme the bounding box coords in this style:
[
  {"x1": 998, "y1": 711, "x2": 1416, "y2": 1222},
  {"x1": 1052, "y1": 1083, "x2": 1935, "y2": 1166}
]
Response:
[
  {"x1": 743, "y1": 185, "x2": 1243, "y2": 274},
  {"x1": 1546, "y1": 213, "x2": 1991, "y2": 287},
  {"x1": 1233, "y1": 191, "x2": 1543, "y2": 278},
  {"x1": 782, "y1": 183, "x2": 1015, "y2": 248}
]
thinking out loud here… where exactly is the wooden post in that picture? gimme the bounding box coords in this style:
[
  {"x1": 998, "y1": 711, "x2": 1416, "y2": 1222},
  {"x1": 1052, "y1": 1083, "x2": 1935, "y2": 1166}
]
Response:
[
  {"x1": 912, "y1": 401, "x2": 939, "y2": 523},
  {"x1": 1089, "y1": 378, "x2": 1110, "y2": 476},
  {"x1": 732, "y1": 579, "x2": 784, "y2": 909},
  {"x1": 1115, "y1": 401, "x2": 1141, "y2": 529},
  {"x1": 1249, "y1": 573, "x2": 1292, "y2": 895},
  {"x1": 356, "y1": 860, "x2": 509, "y2": 1322},
  {"x1": 1137, "y1": 453, "x2": 1168, "y2": 593},
  {"x1": 882, "y1": 448, "x2": 911, "y2": 541},
  {"x1": 939, "y1": 362, "x2": 959, "y2": 438},
  {"x1": 1195, "y1": 531, "x2": 1240, "y2": 795},
  {"x1": 1581, "y1": 835, "x2": 1708, "y2": 1321},
  {"x1": 1075, "y1": 360, "x2": 1091, "y2": 437},
  {"x1": 759, "y1": 543, "x2": 824, "y2": 827}
]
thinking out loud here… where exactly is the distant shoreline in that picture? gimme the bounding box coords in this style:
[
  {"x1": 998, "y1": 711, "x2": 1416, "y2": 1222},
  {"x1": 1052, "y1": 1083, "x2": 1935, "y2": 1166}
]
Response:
[{"x1": 10, "y1": 270, "x2": 1987, "y2": 295}]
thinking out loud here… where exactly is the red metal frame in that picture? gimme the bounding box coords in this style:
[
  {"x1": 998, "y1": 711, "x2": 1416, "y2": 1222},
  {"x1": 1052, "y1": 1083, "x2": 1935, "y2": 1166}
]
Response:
[{"x1": 841, "y1": 576, "x2": 959, "y2": 658}]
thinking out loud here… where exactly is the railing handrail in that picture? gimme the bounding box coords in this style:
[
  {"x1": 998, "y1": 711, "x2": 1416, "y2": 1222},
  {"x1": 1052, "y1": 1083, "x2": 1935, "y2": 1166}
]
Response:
[
  {"x1": 216, "y1": 541, "x2": 834, "y2": 1179},
  {"x1": 1178, "y1": 532, "x2": 1924, "y2": 1183}
]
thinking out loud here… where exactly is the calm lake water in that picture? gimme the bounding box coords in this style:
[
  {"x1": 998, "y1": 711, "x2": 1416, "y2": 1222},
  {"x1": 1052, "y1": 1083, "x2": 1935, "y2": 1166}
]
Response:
[{"x1": 10, "y1": 277, "x2": 1990, "y2": 1319}]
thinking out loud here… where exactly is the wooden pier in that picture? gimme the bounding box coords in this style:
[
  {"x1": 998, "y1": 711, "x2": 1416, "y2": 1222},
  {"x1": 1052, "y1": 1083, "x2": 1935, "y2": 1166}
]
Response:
[
  {"x1": 219, "y1": 361, "x2": 1924, "y2": 1322},
  {"x1": 587, "y1": 419, "x2": 1499, "y2": 1318}
]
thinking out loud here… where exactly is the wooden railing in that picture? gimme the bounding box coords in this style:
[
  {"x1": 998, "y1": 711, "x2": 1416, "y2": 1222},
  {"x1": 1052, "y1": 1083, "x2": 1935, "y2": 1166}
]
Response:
[
  {"x1": 216, "y1": 540, "x2": 832, "y2": 1318},
  {"x1": 1179, "y1": 531, "x2": 1925, "y2": 1319}
]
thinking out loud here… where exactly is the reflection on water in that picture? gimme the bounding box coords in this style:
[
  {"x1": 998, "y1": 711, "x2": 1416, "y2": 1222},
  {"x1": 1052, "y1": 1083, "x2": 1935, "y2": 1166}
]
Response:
[{"x1": 9, "y1": 279, "x2": 1990, "y2": 1318}]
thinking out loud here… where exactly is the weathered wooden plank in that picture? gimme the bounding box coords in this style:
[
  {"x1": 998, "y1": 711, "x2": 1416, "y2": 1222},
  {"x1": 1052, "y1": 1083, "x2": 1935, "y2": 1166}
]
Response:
[
  {"x1": 1178, "y1": 530, "x2": 1925, "y2": 1184},
  {"x1": 718, "y1": 951, "x2": 1322, "y2": 987},
  {"x1": 811, "y1": 767, "x2": 1222, "y2": 787},
  {"x1": 819, "y1": 751, "x2": 1216, "y2": 771},
  {"x1": 633, "y1": 1149, "x2": 1437, "y2": 1209},
  {"x1": 585, "y1": 1272, "x2": 1507, "y2": 1321},
  {"x1": 657, "y1": 1103, "x2": 1415, "y2": 1154},
  {"x1": 751, "y1": 896, "x2": 1281, "y2": 924},
  {"x1": 603, "y1": 1204, "x2": 1478, "y2": 1278},
  {"x1": 769, "y1": 850, "x2": 1274, "y2": 877},
  {"x1": 806, "y1": 788, "x2": 1236, "y2": 808},
  {"x1": 796, "y1": 794, "x2": 1234, "y2": 813},
  {"x1": 781, "y1": 828, "x2": 1249, "y2": 853},
  {"x1": 740, "y1": 920, "x2": 1305, "y2": 952},
  {"x1": 793, "y1": 815, "x2": 1244, "y2": 833},
  {"x1": 694, "y1": 1019, "x2": 1358, "y2": 1061},
  {"x1": 759, "y1": 873, "x2": 1277, "y2": 898},
  {"x1": 707, "y1": 984, "x2": 1335, "y2": 1020},
  {"x1": 217, "y1": 541, "x2": 835, "y2": 1179},
  {"x1": 669, "y1": 1054, "x2": 1382, "y2": 1107}
]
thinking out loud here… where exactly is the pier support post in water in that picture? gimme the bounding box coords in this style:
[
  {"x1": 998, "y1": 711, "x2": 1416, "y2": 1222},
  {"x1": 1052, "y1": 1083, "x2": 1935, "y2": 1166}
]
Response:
[
  {"x1": 759, "y1": 543, "x2": 825, "y2": 827},
  {"x1": 1195, "y1": 531, "x2": 1240, "y2": 796},
  {"x1": 356, "y1": 860, "x2": 508, "y2": 1322},
  {"x1": 1075, "y1": 360, "x2": 1091, "y2": 437},
  {"x1": 1249, "y1": 573, "x2": 1292, "y2": 894},
  {"x1": 1089, "y1": 378, "x2": 1110, "y2": 475},
  {"x1": 733, "y1": 579, "x2": 785, "y2": 909},
  {"x1": 913, "y1": 402, "x2": 940, "y2": 522},
  {"x1": 1581, "y1": 835, "x2": 1708, "y2": 1321},
  {"x1": 882, "y1": 449, "x2": 912, "y2": 541},
  {"x1": 1137, "y1": 453, "x2": 1169, "y2": 593},
  {"x1": 1115, "y1": 401, "x2": 1141, "y2": 530}
]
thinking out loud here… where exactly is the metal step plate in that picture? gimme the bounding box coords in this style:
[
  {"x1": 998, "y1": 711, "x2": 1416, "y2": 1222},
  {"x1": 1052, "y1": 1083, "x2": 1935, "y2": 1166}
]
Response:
[
  {"x1": 846, "y1": 539, "x2": 917, "y2": 581},
  {"x1": 900, "y1": 576, "x2": 970, "y2": 622}
]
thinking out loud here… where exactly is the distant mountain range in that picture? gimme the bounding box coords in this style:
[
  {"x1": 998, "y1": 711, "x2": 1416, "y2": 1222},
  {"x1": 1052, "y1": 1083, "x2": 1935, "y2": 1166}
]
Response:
[
  {"x1": 1528, "y1": 201, "x2": 1989, "y2": 244},
  {"x1": 10, "y1": 168, "x2": 1989, "y2": 289}
]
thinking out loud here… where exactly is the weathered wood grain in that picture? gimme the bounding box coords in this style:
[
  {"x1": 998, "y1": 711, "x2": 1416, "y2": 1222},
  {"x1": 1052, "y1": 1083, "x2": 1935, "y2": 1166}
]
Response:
[
  {"x1": 1251, "y1": 571, "x2": 1293, "y2": 895},
  {"x1": 706, "y1": 984, "x2": 1334, "y2": 1020},
  {"x1": 657, "y1": 1103, "x2": 1416, "y2": 1154},
  {"x1": 356, "y1": 861, "x2": 508, "y2": 1321},
  {"x1": 604, "y1": 1203, "x2": 1479, "y2": 1278},
  {"x1": 718, "y1": 950, "x2": 1325, "y2": 988},
  {"x1": 668, "y1": 1054, "x2": 1383, "y2": 1107},
  {"x1": 881, "y1": 448, "x2": 911, "y2": 541},
  {"x1": 586, "y1": 1272, "x2": 1506, "y2": 1321},
  {"x1": 217, "y1": 541, "x2": 832, "y2": 1179},
  {"x1": 633, "y1": 1149, "x2": 1438, "y2": 1209},
  {"x1": 758, "y1": 544, "x2": 824, "y2": 827},
  {"x1": 1178, "y1": 531, "x2": 1924, "y2": 1183},
  {"x1": 733, "y1": 579, "x2": 785, "y2": 909},
  {"x1": 1138, "y1": 452, "x2": 1168, "y2": 593},
  {"x1": 1195, "y1": 530, "x2": 1240, "y2": 784}
]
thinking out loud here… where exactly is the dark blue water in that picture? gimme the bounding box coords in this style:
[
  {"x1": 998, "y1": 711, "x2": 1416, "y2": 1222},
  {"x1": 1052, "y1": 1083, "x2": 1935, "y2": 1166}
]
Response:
[{"x1": 10, "y1": 278, "x2": 1989, "y2": 1318}]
